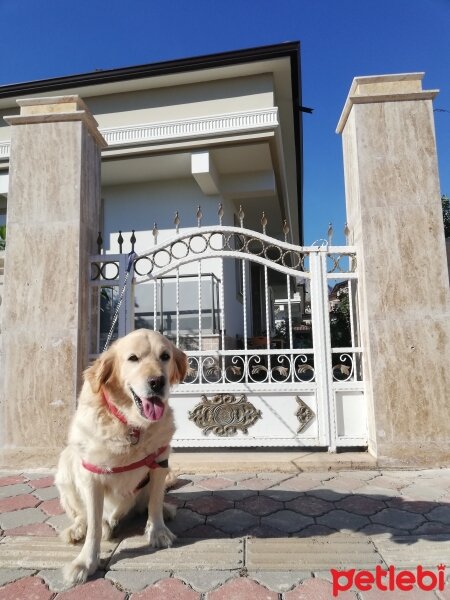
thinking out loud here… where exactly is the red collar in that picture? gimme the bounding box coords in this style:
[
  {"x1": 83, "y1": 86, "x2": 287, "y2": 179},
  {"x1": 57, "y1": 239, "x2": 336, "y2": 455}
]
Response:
[
  {"x1": 102, "y1": 387, "x2": 141, "y2": 444},
  {"x1": 82, "y1": 445, "x2": 168, "y2": 476}
]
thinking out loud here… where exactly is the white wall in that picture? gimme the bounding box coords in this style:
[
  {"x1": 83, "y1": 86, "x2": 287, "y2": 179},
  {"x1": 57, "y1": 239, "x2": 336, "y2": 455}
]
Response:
[{"x1": 102, "y1": 179, "x2": 245, "y2": 341}]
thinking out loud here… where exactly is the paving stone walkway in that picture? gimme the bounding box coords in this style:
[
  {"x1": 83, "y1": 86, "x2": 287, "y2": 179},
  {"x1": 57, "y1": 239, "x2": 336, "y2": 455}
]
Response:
[{"x1": 0, "y1": 468, "x2": 450, "y2": 598}]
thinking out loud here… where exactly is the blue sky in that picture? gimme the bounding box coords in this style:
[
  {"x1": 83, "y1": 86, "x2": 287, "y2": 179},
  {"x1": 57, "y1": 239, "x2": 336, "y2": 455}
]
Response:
[{"x1": 1, "y1": 0, "x2": 449, "y2": 244}]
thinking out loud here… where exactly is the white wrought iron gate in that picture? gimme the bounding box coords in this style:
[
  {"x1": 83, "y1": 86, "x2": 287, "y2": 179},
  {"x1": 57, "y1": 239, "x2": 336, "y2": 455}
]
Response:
[{"x1": 89, "y1": 219, "x2": 367, "y2": 450}]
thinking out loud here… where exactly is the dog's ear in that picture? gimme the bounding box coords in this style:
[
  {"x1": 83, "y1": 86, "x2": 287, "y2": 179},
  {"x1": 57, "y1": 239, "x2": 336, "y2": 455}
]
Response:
[
  {"x1": 84, "y1": 350, "x2": 115, "y2": 394},
  {"x1": 170, "y1": 345, "x2": 188, "y2": 385}
]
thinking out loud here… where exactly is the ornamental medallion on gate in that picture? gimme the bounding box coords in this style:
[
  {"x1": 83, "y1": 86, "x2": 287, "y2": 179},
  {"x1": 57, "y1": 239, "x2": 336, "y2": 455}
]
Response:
[
  {"x1": 295, "y1": 396, "x2": 315, "y2": 433},
  {"x1": 189, "y1": 394, "x2": 262, "y2": 436}
]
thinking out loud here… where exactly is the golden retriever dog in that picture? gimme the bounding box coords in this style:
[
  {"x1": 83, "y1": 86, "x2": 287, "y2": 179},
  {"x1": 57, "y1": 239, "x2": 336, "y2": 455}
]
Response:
[{"x1": 55, "y1": 329, "x2": 188, "y2": 587}]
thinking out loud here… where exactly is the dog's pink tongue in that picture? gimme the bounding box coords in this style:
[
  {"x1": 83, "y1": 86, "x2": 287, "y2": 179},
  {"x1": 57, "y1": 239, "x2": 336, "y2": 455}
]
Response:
[{"x1": 141, "y1": 397, "x2": 165, "y2": 421}]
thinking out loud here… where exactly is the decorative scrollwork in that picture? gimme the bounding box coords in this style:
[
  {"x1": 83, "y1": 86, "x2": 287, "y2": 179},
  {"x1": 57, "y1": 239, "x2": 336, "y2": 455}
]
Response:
[
  {"x1": 327, "y1": 253, "x2": 357, "y2": 274},
  {"x1": 332, "y1": 353, "x2": 354, "y2": 382},
  {"x1": 132, "y1": 228, "x2": 309, "y2": 279},
  {"x1": 90, "y1": 260, "x2": 120, "y2": 282},
  {"x1": 296, "y1": 396, "x2": 315, "y2": 433},
  {"x1": 294, "y1": 355, "x2": 315, "y2": 382},
  {"x1": 189, "y1": 394, "x2": 262, "y2": 436}
]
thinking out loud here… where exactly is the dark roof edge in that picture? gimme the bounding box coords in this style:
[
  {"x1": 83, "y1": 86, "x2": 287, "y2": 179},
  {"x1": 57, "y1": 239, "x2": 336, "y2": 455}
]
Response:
[
  {"x1": 0, "y1": 41, "x2": 300, "y2": 98},
  {"x1": 0, "y1": 40, "x2": 303, "y2": 243}
]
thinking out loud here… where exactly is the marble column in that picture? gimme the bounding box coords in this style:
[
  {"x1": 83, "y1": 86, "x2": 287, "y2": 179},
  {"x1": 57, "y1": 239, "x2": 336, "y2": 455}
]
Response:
[
  {"x1": 0, "y1": 96, "x2": 106, "y2": 467},
  {"x1": 337, "y1": 74, "x2": 450, "y2": 466}
]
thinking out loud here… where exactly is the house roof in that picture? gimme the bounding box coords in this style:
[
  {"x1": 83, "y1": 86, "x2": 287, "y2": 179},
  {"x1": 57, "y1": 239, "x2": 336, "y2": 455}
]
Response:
[{"x1": 0, "y1": 42, "x2": 303, "y2": 241}]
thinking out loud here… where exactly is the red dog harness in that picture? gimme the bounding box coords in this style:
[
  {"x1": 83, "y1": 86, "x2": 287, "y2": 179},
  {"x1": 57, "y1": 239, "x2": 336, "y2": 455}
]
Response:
[{"x1": 81, "y1": 389, "x2": 169, "y2": 487}]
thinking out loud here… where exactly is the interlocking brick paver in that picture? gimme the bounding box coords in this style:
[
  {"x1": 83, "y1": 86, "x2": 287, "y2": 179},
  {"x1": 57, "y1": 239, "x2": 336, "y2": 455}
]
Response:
[
  {"x1": 286, "y1": 495, "x2": 334, "y2": 516},
  {"x1": 305, "y1": 489, "x2": 344, "y2": 502},
  {"x1": 38, "y1": 569, "x2": 69, "y2": 592},
  {"x1": 245, "y1": 524, "x2": 286, "y2": 538},
  {"x1": 0, "y1": 507, "x2": 47, "y2": 530},
  {"x1": 45, "y1": 514, "x2": 71, "y2": 532},
  {"x1": 411, "y1": 521, "x2": 450, "y2": 535},
  {"x1": 285, "y1": 578, "x2": 358, "y2": 599},
  {"x1": 5, "y1": 523, "x2": 57, "y2": 537},
  {"x1": 0, "y1": 476, "x2": 26, "y2": 487},
  {"x1": 335, "y1": 495, "x2": 386, "y2": 516},
  {"x1": 39, "y1": 499, "x2": 64, "y2": 516},
  {"x1": 0, "y1": 569, "x2": 36, "y2": 587},
  {"x1": 184, "y1": 495, "x2": 233, "y2": 515},
  {"x1": 56, "y1": 578, "x2": 125, "y2": 599},
  {"x1": 295, "y1": 524, "x2": 336, "y2": 537},
  {"x1": 370, "y1": 508, "x2": 425, "y2": 530},
  {"x1": 0, "y1": 484, "x2": 33, "y2": 499},
  {"x1": 316, "y1": 509, "x2": 370, "y2": 531},
  {"x1": 386, "y1": 497, "x2": 436, "y2": 513},
  {"x1": 260, "y1": 489, "x2": 303, "y2": 502},
  {"x1": 357, "y1": 524, "x2": 408, "y2": 537},
  {"x1": 33, "y1": 486, "x2": 59, "y2": 501},
  {"x1": 182, "y1": 524, "x2": 230, "y2": 538},
  {"x1": 269, "y1": 477, "x2": 320, "y2": 493},
  {"x1": 208, "y1": 509, "x2": 258, "y2": 534},
  {"x1": 106, "y1": 570, "x2": 171, "y2": 593},
  {"x1": 170, "y1": 509, "x2": 205, "y2": 535},
  {"x1": 198, "y1": 477, "x2": 233, "y2": 491},
  {"x1": 0, "y1": 494, "x2": 40, "y2": 513},
  {"x1": 177, "y1": 570, "x2": 233, "y2": 592},
  {"x1": 368, "y1": 475, "x2": 409, "y2": 491},
  {"x1": 249, "y1": 570, "x2": 308, "y2": 592},
  {"x1": 401, "y1": 483, "x2": 447, "y2": 501},
  {"x1": 426, "y1": 506, "x2": 450, "y2": 525},
  {"x1": 0, "y1": 576, "x2": 53, "y2": 600},
  {"x1": 236, "y1": 495, "x2": 283, "y2": 516},
  {"x1": 321, "y1": 477, "x2": 365, "y2": 493},
  {"x1": 28, "y1": 477, "x2": 55, "y2": 490},
  {"x1": 207, "y1": 577, "x2": 278, "y2": 600},
  {"x1": 214, "y1": 489, "x2": 257, "y2": 501},
  {"x1": 168, "y1": 485, "x2": 213, "y2": 501},
  {"x1": 236, "y1": 478, "x2": 275, "y2": 491},
  {"x1": 261, "y1": 510, "x2": 314, "y2": 534},
  {"x1": 131, "y1": 578, "x2": 200, "y2": 599}
]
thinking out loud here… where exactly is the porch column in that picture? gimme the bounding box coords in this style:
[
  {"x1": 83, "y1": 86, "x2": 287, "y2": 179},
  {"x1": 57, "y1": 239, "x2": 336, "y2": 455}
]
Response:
[
  {"x1": 337, "y1": 74, "x2": 450, "y2": 466},
  {"x1": 0, "y1": 96, "x2": 106, "y2": 467}
]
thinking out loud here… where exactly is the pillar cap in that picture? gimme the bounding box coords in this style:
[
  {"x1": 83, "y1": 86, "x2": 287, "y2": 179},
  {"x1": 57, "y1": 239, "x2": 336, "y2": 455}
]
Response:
[
  {"x1": 336, "y1": 73, "x2": 439, "y2": 134},
  {"x1": 4, "y1": 95, "x2": 107, "y2": 148}
]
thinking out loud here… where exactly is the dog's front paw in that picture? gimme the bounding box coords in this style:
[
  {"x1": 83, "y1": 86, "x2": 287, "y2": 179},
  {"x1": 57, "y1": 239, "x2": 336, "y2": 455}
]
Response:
[
  {"x1": 62, "y1": 558, "x2": 96, "y2": 588},
  {"x1": 146, "y1": 522, "x2": 176, "y2": 548}
]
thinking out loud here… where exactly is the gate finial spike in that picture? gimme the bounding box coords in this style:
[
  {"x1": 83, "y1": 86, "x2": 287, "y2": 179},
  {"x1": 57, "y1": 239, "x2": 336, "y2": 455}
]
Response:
[
  {"x1": 238, "y1": 205, "x2": 245, "y2": 227},
  {"x1": 130, "y1": 230, "x2": 136, "y2": 252},
  {"x1": 344, "y1": 222, "x2": 350, "y2": 244},
  {"x1": 218, "y1": 202, "x2": 224, "y2": 225},
  {"x1": 261, "y1": 212, "x2": 267, "y2": 234},
  {"x1": 174, "y1": 211, "x2": 180, "y2": 234},
  {"x1": 97, "y1": 231, "x2": 103, "y2": 254},
  {"x1": 327, "y1": 222, "x2": 333, "y2": 246},
  {"x1": 152, "y1": 222, "x2": 158, "y2": 245},
  {"x1": 196, "y1": 205, "x2": 203, "y2": 227},
  {"x1": 283, "y1": 219, "x2": 290, "y2": 242},
  {"x1": 118, "y1": 230, "x2": 124, "y2": 254}
]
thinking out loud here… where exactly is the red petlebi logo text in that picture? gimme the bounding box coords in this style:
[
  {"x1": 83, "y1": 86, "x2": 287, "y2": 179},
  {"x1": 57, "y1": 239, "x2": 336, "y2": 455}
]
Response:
[{"x1": 331, "y1": 564, "x2": 445, "y2": 597}]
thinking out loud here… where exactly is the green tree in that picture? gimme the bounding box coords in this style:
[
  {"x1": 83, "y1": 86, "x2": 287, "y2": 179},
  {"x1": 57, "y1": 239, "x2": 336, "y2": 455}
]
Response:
[{"x1": 0, "y1": 225, "x2": 5, "y2": 251}]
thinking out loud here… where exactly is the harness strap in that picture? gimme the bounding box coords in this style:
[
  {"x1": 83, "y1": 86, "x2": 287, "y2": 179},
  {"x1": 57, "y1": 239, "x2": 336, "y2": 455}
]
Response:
[{"x1": 81, "y1": 445, "x2": 168, "y2": 475}]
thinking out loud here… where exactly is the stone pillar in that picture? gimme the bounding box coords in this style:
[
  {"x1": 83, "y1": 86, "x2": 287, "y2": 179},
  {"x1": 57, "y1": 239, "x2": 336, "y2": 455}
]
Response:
[
  {"x1": 0, "y1": 96, "x2": 106, "y2": 467},
  {"x1": 337, "y1": 74, "x2": 450, "y2": 466}
]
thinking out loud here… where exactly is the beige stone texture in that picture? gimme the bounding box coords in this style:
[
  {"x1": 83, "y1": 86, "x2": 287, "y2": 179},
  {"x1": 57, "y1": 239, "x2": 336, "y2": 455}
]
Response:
[
  {"x1": 338, "y1": 74, "x2": 450, "y2": 467},
  {"x1": 0, "y1": 97, "x2": 103, "y2": 466}
]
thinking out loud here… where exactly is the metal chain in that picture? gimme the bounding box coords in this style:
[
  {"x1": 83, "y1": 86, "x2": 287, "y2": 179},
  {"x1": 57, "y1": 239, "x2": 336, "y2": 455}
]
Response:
[{"x1": 103, "y1": 252, "x2": 136, "y2": 352}]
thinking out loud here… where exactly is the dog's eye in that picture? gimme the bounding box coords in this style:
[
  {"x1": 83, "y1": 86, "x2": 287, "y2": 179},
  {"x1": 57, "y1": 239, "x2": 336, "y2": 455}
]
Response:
[
  {"x1": 160, "y1": 352, "x2": 170, "y2": 362},
  {"x1": 128, "y1": 354, "x2": 139, "y2": 362}
]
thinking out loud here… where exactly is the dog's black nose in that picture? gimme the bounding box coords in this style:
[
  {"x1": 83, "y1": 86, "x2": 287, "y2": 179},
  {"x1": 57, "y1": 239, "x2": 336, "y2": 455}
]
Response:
[{"x1": 148, "y1": 375, "x2": 165, "y2": 394}]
